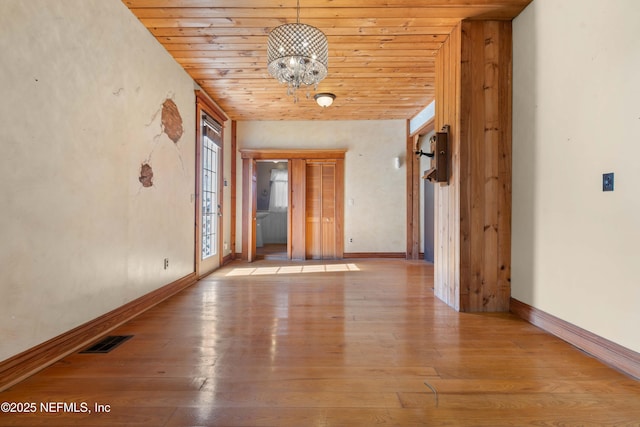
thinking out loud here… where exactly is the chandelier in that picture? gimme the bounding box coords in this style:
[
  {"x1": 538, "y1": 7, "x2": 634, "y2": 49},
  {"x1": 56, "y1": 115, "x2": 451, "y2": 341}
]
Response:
[{"x1": 267, "y1": 0, "x2": 328, "y2": 102}]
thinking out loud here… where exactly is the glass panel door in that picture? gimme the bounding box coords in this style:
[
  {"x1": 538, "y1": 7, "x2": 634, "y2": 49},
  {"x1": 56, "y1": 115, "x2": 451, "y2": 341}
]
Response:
[{"x1": 199, "y1": 114, "x2": 222, "y2": 275}]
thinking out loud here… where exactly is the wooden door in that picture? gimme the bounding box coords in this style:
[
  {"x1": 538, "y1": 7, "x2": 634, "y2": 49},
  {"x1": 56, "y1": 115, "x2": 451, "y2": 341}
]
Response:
[
  {"x1": 195, "y1": 92, "x2": 227, "y2": 278},
  {"x1": 198, "y1": 118, "x2": 223, "y2": 275},
  {"x1": 305, "y1": 161, "x2": 338, "y2": 259}
]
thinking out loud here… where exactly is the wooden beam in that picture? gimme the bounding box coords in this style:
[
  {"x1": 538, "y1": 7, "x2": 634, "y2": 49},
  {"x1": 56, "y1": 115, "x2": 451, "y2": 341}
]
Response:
[
  {"x1": 240, "y1": 149, "x2": 346, "y2": 160},
  {"x1": 434, "y1": 23, "x2": 462, "y2": 311},
  {"x1": 459, "y1": 20, "x2": 512, "y2": 312}
]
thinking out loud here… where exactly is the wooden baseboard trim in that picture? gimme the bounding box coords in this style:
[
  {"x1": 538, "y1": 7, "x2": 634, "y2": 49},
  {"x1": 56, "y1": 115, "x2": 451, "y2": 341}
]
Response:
[
  {"x1": 0, "y1": 272, "x2": 197, "y2": 391},
  {"x1": 343, "y1": 252, "x2": 406, "y2": 259},
  {"x1": 510, "y1": 297, "x2": 640, "y2": 380},
  {"x1": 234, "y1": 252, "x2": 408, "y2": 260},
  {"x1": 222, "y1": 253, "x2": 233, "y2": 265}
]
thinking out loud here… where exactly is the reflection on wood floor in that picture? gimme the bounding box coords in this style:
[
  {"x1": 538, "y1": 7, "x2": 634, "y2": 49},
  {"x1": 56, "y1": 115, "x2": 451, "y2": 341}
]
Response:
[{"x1": 1, "y1": 259, "x2": 639, "y2": 426}]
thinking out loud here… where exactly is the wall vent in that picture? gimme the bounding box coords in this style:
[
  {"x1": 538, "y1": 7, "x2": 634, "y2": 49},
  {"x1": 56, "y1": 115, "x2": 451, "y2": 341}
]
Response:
[{"x1": 80, "y1": 335, "x2": 133, "y2": 354}]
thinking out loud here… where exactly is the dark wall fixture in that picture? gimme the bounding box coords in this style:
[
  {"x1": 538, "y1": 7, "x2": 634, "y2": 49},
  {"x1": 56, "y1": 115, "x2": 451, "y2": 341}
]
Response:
[{"x1": 417, "y1": 124, "x2": 449, "y2": 184}]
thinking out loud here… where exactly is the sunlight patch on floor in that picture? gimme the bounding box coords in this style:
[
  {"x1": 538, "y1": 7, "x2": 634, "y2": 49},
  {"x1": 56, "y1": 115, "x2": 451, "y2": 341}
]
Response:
[{"x1": 225, "y1": 263, "x2": 360, "y2": 277}]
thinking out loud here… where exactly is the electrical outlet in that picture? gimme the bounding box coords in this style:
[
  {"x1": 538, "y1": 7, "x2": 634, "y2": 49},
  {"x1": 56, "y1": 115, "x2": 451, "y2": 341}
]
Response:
[
  {"x1": 349, "y1": 238, "x2": 353, "y2": 243},
  {"x1": 163, "y1": 258, "x2": 169, "y2": 270},
  {"x1": 603, "y1": 172, "x2": 614, "y2": 192}
]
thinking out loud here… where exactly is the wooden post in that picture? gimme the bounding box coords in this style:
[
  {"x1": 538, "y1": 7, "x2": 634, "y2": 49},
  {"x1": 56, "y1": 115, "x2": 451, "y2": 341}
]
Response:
[{"x1": 434, "y1": 20, "x2": 512, "y2": 312}]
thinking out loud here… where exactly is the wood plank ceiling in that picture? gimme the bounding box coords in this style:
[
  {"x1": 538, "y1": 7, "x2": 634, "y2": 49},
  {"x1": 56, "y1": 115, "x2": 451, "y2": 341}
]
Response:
[{"x1": 123, "y1": 0, "x2": 531, "y2": 121}]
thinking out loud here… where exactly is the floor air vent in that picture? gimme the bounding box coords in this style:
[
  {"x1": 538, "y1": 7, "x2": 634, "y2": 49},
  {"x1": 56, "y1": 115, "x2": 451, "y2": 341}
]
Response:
[{"x1": 80, "y1": 335, "x2": 133, "y2": 354}]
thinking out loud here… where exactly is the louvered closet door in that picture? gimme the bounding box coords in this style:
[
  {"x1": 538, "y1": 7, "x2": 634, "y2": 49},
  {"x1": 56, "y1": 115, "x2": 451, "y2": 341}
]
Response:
[
  {"x1": 305, "y1": 162, "x2": 337, "y2": 259},
  {"x1": 305, "y1": 163, "x2": 322, "y2": 259}
]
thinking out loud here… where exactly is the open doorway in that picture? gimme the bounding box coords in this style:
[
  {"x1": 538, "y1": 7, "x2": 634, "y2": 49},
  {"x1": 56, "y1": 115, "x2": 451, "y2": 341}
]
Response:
[
  {"x1": 240, "y1": 149, "x2": 345, "y2": 262},
  {"x1": 255, "y1": 160, "x2": 288, "y2": 260}
]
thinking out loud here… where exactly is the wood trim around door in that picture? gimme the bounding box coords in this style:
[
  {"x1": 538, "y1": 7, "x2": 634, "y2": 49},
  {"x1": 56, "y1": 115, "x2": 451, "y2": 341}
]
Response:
[
  {"x1": 406, "y1": 120, "x2": 419, "y2": 260},
  {"x1": 195, "y1": 91, "x2": 227, "y2": 277},
  {"x1": 240, "y1": 149, "x2": 346, "y2": 160},
  {"x1": 240, "y1": 149, "x2": 346, "y2": 261},
  {"x1": 241, "y1": 157, "x2": 257, "y2": 261},
  {"x1": 334, "y1": 158, "x2": 345, "y2": 259},
  {"x1": 406, "y1": 118, "x2": 435, "y2": 260}
]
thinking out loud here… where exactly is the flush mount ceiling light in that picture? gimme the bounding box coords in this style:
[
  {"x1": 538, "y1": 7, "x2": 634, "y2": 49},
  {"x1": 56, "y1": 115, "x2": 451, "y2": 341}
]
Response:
[
  {"x1": 314, "y1": 93, "x2": 336, "y2": 108},
  {"x1": 267, "y1": 0, "x2": 328, "y2": 103}
]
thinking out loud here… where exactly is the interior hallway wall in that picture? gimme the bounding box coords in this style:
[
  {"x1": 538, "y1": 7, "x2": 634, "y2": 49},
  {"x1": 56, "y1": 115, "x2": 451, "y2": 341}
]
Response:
[
  {"x1": 512, "y1": 0, "x2": 640, "y2": 352},
  {"x1": 0, "y1": 0, "x2": 199, "y2": 361},
  {"x1": 237, "y1": 120, "x2": 407, "y2": 254}
]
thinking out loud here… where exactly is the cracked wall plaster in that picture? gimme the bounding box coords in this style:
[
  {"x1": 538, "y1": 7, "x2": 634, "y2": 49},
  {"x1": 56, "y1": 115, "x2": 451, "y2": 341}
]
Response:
[
  {"x1": 139, "y1": 163, "x2": 153, "y2": 187},
  {"x1": 161, "y1": 99, "x2": 183, "y2": 143}
]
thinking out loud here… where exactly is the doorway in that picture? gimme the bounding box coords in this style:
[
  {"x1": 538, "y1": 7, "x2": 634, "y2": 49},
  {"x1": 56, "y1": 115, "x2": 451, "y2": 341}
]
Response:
[
  {"x1": 240, "y1": 149, "x2": 345, "y2": 262},
  {"x1": 195, "y1": 92, "x2": 226, "y2": 278},
  {"x1": 256, "y1": 160, "x2": 288, "y2": 260}
]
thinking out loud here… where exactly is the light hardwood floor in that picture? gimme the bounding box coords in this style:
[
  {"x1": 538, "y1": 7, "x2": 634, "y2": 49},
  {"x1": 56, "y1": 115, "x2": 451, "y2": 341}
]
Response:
[
  {"x1": 256, "y1": 244, "x2": 288, "y2": 260},
  {"x1": 1, "y1": 259, "x2": 639, "y2": 426}
]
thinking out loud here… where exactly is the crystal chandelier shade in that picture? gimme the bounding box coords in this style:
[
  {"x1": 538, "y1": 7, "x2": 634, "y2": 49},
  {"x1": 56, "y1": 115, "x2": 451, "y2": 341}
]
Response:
[{"x1": 267, "y1": 3, "x2": 328, "y2": 101}]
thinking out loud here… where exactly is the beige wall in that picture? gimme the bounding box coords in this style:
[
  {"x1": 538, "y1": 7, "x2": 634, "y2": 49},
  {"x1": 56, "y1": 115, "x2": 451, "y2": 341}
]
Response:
[
  {"x1": 512, "y1": 0, "x2": 640, "y2": 352},
  {"x1": 237, "y1": 120, "x2": 407, "y2": 254},
  {"x1": 0, "y1": 0, "x2": 198, "y2": 360}
]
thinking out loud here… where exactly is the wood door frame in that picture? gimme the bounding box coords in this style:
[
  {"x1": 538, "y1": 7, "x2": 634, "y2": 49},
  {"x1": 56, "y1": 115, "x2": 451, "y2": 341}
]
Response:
[
  {"x1": 241, "y1": 157, "x2": 257, "y2": 261},
  {"x1": 407, "y1": 118, "x2": 435, "y2": 260},
  {"x1": 195, "y1": 91, "x2": 227, "y2": 277},
  {"x1": 240, "y1": 149, "x2": 346, "y2": 261}
]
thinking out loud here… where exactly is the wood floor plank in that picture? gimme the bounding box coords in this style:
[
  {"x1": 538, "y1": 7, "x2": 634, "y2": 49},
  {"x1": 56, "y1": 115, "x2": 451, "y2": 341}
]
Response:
[
  {"x1": 165, "y1": 407, "x2": 327, "y2": 427},
  {"x1": 0, "y1": 407, "x2": 175, "y2": 427},
  {"x1": 356, "y1": 407, "x2": 640, "y2": 427},
  {"x1": 1, "y1": 259, "x2": 639, "y2": 426},
  {"x1": 13, "y1": 376, "x2": 207, "y2": 393}
]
